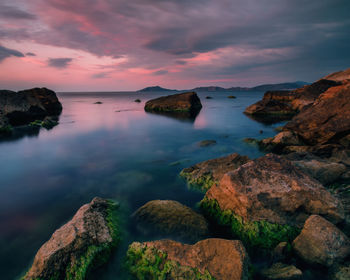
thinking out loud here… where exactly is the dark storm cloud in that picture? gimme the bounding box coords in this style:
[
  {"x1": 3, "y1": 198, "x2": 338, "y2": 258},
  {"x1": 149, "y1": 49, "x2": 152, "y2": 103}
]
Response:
[
  {"x1": 0, "y1": 4, "x2": 37, "y2": 20},
  {"x1": 47, "y1": 58, "x2": 73, "y2": 68},
  {"x1": 1, "y1": 0, "x2": 350, "y2": 84},
  {"x1": 153, "y1": 70, "x2": 168, "y2": 75},
  {"x1": 0, "y1": 45, "x2": 24, "y2": 62},
  {"x1": 26, "y1": 52, "x2": 36, "y2": 56}
]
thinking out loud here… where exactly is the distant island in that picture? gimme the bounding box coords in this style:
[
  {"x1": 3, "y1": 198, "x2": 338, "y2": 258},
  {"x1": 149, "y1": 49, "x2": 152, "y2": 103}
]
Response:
[
  {"x1": 138, "y1": 82, "x2": 309, "y2": 93},
  {"x1": 138, "y1": 86, "x2": 178, "y2": 92}
]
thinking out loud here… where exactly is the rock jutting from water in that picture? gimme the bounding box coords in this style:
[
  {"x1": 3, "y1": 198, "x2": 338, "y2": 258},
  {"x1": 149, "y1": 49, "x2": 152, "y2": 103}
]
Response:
[
  {"x1": 180, "y1": 153, "x2": 250, "y2": 192},
  {"x1": 22, "y1": 197, "x2": 120, "y2": 280},
  {"x1": 144, "y1": 91, "x2": 202, "y2": 114},
  {"x1": 0, "y1": 87, "x2": 62, "y2": 137},
  {"x1": 131, "y1": 200, "x2": 209, "y2": 243},
  {"x1": 126, "y1": 238, "x2": 250, "y2": 280},
  {"x1": 200, "y1": 153, "x2": 344, "y2": 251}
]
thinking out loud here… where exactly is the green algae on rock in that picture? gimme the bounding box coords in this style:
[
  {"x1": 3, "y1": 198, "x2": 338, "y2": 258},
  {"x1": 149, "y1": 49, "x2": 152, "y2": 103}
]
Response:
[
  {"x1": 180, "y1": 153, "x2": 250, "y2": 192},
  {"x1": 127, "y1": 238, "x2": 249, "y2": 280},
  {"x1": 200, "y1": 198, "x2": 300, "y2": 251},
  {"x1": 22, "y1": 197, "x2": 121, "y2": 280}
]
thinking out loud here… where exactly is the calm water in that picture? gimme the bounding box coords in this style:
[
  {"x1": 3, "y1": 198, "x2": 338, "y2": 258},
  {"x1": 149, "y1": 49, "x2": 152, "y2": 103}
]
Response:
[{"x1": 0, "y1": 91, "x2": 282, "y2": 279}]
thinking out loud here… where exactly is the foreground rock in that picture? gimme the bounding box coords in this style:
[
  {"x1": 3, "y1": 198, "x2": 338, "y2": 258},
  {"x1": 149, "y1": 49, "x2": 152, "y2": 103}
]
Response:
[
  {"x1": 260, "y1": 263, "x2": 302, "y2": 280},
  {"x1": 293, "y1": 215, "x2": 350, "y2": 267},
  {"x1": 201, "y1": 154, "x2": 344, "y2": 250},
  {"x1": 132, "y1": 200, "x2": 209, "y2": 243},
  {"x1": 180, "y1": 153, "x2": 250, "y2": 192},
  {"x1": 0, "y1": 88, "x2": 62, "y2": 136},
  {"x1": 23, "y1": 197, "x2": 120, "y2": 280},
  {"x1": 145, "y1": 91, "x2": 201, "y2": 112},
  {"x1": 127, "y1": 238, "x2": 249, "y2": 280},
  {"x1": 244, "y1": 80, "x2": 340, "y2": 123}
]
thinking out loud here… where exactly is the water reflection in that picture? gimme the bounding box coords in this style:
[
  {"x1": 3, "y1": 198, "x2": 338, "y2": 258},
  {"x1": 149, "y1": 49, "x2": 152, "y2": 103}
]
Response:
[{"x1": 145, "y1": 108, "x2": 201, "y2": 123}]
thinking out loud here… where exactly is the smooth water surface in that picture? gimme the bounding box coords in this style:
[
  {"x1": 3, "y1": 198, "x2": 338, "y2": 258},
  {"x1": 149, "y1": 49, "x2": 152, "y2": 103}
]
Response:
[{"x1": 0, "y1": 91, "x2": 282, "y2": 279}]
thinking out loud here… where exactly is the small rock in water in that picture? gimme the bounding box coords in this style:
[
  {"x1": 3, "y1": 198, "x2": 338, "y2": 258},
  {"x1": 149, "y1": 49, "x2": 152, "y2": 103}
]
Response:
[
  {"x1": 94, "y1": 101, "x2": 103, "y2": 104},
  {"x1": 260, "y1": 263, "x2": 302, "y2": 280},
  {"x1": 134, "y1": 99, "x2": 141, "y2": 103},
  {"x1": 260, "y1": 130, "x2": 264, "y2": 134},
  {"x1": 206, "y1": 96, "x2": 213, "y2": 99},
  {"x1": 198, "y1": 140, "x2": 217, "y2": 147},
  {"x1": 228, "y1": 95, "x2": 236, "y2": 99}
]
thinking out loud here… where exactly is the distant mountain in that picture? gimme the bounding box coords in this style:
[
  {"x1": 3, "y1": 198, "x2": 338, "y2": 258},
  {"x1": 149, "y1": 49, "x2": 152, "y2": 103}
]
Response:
[
  {"x1": 138, "y1": 86, "x2": 178, "y2": 92},
  {"x1": 191, "y1": 86, "x2": 227, "y2": 92},
  {"x1": 138, "y1": 82, "x2": 310, "y2": 93}
]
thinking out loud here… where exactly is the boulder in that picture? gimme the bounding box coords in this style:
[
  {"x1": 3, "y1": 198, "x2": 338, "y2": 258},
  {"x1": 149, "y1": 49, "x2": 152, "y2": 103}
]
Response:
[
  {"x1": 198, "y1": 139, "x2": 217, "y2": 147},
  {"x1": 330, "y1": 263, "x2": 350, "y2": 280},
  {"x1": 292, "y1": 158, "x2": 347, "y2": 185},
  {"x1": 0, "y1": 88, "x2": 62, "y2": 126},
  {"x1": 22, "y1": 197, "x2": 120, "y2": 280},
  {"x1": 127, "y1": 238, "x2": 250, "y2": 280},
  {"x1": 284, "y1": 81, "x2": 350, "y2": 145},
  {"x1": 132, "y1": 200, "x2": 209, "y2": 243},
  {"x1": 180, "y1": 153, "x2": 250, "y2": 192},
  {"x1": 201, "y1": 154, "x2": 344, "y2": 250},
  {"x1": 260, "y1": 263, "x2": 302, "y2": 280},
  {"x1": 144, "y1": 91, "x2": 202, "y2": 113},
  {"x1": 293, "y1": 215, "x2": 350, "y2": 267}
]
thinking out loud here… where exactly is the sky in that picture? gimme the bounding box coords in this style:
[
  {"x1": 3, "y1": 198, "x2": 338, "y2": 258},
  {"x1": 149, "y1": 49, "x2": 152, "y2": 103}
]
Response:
[{"x1": 0, "y1": 0, "x2": 349, "y2": 91}]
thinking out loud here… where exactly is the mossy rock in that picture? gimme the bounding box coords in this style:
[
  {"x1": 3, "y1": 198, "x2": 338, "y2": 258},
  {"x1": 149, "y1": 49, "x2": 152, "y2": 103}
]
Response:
[
  {"x1": 0, "y1": 125, "x2": 13, "y2": 135},
  {"x1": 180, "y1": 170, "x2": 217, "y2": 192},
  {"x1": 200, "y1": 198, "x2": 300, "y2": 252},
  {"x1": 126, "y1": 242, "x2": 215, "y2": 280}
]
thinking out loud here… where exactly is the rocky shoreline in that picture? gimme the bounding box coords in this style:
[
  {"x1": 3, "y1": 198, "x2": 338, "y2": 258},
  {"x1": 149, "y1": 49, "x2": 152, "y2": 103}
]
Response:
[{"x1": 17, "y1": 68, "x2": 350, "y2": 279}]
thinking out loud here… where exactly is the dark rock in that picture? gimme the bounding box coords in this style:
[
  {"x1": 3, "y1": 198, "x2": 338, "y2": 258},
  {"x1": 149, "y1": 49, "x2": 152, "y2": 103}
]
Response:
[
  {"x1": 131, "y1": 200, "x2": 209, "y2": 243},
  {"x1": 293, "y1": 215, "x2": 350, "y2": 267},
  {"x1": 198, "y1": 139, "x2": 217, "y2": 147},
  {"x1": 127, "y1": 238, "x2": 250, "y2": 280},
  {"x1": 22, "y1": 197, "x2": 120, "y2": 280},
  {"x1": 94, "y1": 101, "x2": 103, "y2": 104},
  {"x1": 329, "y1": 263, "x2": 350, "y2": 280},
  {"x1": 201, "y1": 154, "x2": 344, "y2": 250},
  {"x1": 206, "y1": 96, "x2": 213, "y2": 99},
  {"x1": 144, "y1": 91, "x2": 202, "y2": 113},
  {"x1": 228, "y1": 95, "x2": 237, "y2": 99},
  {"x1": 180, "y1": 153, "x2": 250, "y2": 192},
  {"x1": 260, "y1": 263, "x2": 302, "y2": 280},
  {"x1": 0, "y1": 88, "x2": 62, "y2": 133},
  {"x1": 134, "y1": 99, "x2": 141, "y2": 103},
  {"x1": 272, "y1": 242, "x2": 290, "y2": 263}
]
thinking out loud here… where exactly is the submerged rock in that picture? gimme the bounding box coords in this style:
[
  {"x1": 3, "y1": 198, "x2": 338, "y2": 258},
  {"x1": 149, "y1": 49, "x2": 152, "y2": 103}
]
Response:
[
  {"x1": 132, "y1": 200, "x2": 209, "y2": 243},
  {"x1": 198, "y1": 139, "x2": 217, "y2": 147},
  {"x1": 126, "y1": 238, "x2": 250, "y2": 280},
  {"x1": 260, "y1": 263, "x2": 302, "y2": 280},
  {"x1": 201, "y1": 154, "x2": 344, "y2": 250},
  {"x1": 292, "y1": 215, "x2": 350, "y2": 267},
  {"x1": 180, "y1": 153, "x2": 250, "y2": 192},
  {"x1": 22, "y1": 197, "x2": 120, "y2": 280},
  {"x1": 144, "y1": 91, "x2": 202, "y2": 113}
]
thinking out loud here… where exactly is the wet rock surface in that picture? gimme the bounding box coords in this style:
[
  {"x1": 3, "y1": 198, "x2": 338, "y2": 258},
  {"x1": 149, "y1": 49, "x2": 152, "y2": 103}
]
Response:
[
  {"x1": 23, "y1": 197, "x2": 120, "y2": 280},
  {"x1": 132, "y1": 200, "x2": 209, "y2": 243},
  {"x1": 127, "y1": 238, "x2": 250, "y2": 280},
  {"x1": 260, "y1": 263, "x2": 302, "y2": 280},
  {"x1": 180, "y1": 153, "x2": 250, "y2": 192}
]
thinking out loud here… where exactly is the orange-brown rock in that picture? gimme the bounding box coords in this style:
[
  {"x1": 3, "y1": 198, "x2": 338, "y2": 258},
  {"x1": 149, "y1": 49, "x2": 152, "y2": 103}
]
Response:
[
  {"x1": 293, "y1": 215, "x2": 350, "y2": 267},
  {"x1": 205, "y1": 154, "x2": 344, "y2": 227},
  {"x1": 324, "y1": 67, "x2": 350, "y2": 82},
  {"x1": 127, "y1": 238, "x2": 250, "y2": 280},
  {"x1": 180, "y1": 153, "x2": 250, "y2": 192},
  {"x1": 144, "y1": 91, "x2": 202, "y2": 113},
  {"x1": 284, "y1": 81, "x2": 350, "y2": 146},
  {"x1": 132, "y1": 200, "x2": 209, "y2": 243},
  {"x1": 23, "y1": 197, "x2": 119, "y2": 280}
]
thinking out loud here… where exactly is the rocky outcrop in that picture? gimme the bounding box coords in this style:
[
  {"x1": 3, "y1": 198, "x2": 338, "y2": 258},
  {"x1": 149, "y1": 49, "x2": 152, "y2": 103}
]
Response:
[
  {"x1": 180, "y1": 153, "x2": 250, "y2": 192},
  {"x1": 0, "y1": 88, "x2": 62, "y2": 136},
  {"x1": 201, "y1": 154, "x2": 344, "y2": 250},
  {"x1": 127, "y1": 238, "x2": 250, "y2": 280},
  {"x1": 260, "y1": 263, "x2": 302, "y2": 280},
  {"x1": 22, "y1": 197, "x2": 120, "y2": 280},
  {"x1": 244, "y1": 80, "x2": 340, "y2": 123},
  {"x1": 132, "y1": 200, "x2": 209, "y2": 243},
  {"x1": 144, "y1": 91, "x2": 202, "y2": 113},
  {"x1": 324, "y1": 67, "x2": 350, "y2": 82},
  {"x1": 284, "y1": 81, "x2": 350, "y2": 146},
  {"x1": 292, "y1": 215, "x2": 350, "y2": 267}
]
